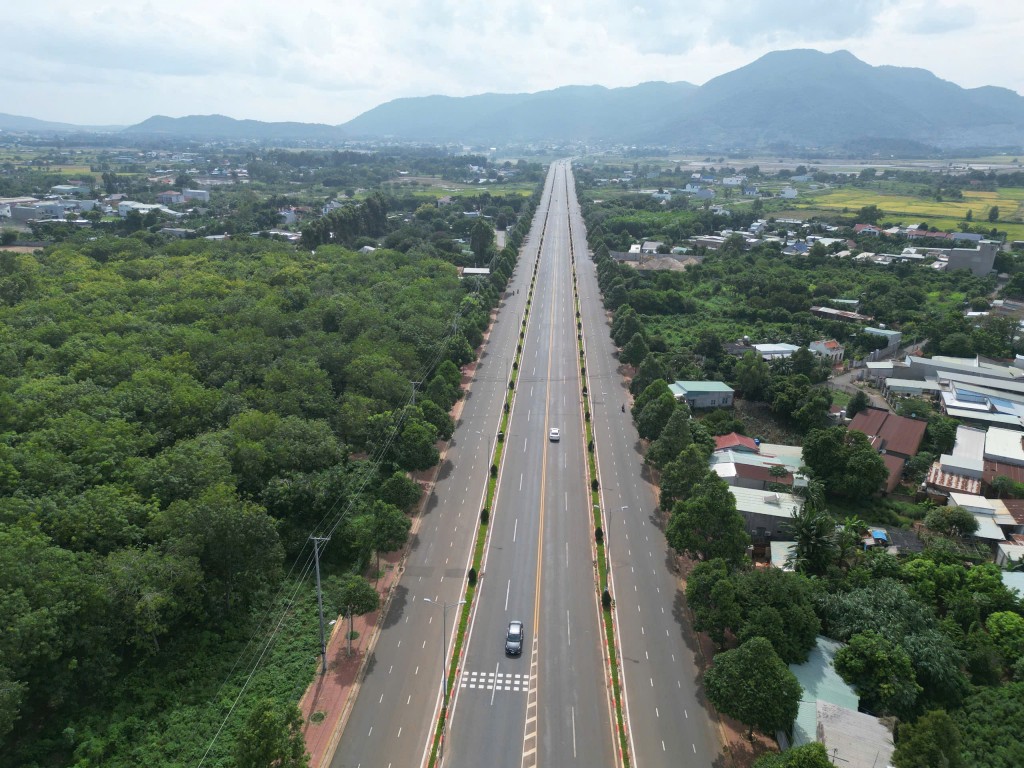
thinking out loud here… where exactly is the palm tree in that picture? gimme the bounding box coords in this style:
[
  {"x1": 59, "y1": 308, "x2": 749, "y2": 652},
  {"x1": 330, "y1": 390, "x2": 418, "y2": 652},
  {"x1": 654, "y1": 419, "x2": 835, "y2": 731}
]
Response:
[
  {"x1": 784, "y1": 504, "x2": 838, "y2": 576},
  {"x1": 796, "y1": 477, "x2": 827, "y2": 513},
  {"x1": 834, "y1": 516, "x2": 866, "y2": 571}
]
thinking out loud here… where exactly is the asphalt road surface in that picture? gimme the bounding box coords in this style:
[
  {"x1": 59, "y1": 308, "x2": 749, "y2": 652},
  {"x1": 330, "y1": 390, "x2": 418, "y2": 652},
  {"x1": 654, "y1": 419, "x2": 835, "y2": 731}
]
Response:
[
  {"x1": 330, "y1": 161, "x2": 721, "y2": 768},
  {"x1": 442, "y1": 161, "x2": 615, "y2": 768}
]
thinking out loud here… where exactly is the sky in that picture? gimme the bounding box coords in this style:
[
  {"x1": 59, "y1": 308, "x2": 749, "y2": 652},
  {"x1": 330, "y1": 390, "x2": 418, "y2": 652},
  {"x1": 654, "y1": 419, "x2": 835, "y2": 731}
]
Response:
[{"x1": 5, "y1": 0, "x2": 1021, "y2": 127}]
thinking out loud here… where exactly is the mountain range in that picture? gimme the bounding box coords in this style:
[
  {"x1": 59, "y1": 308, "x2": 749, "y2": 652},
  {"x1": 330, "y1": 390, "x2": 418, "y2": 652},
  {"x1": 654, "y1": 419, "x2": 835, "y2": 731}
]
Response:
[{"x1": 3, "y1": 50, "x2": 1023, "y2": 151}]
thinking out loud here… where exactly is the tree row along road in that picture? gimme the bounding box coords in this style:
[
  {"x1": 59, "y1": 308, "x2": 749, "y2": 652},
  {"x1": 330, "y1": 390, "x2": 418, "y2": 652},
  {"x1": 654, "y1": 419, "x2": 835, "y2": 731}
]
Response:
[
  {"x1": 330, "y1": 161, "x2": 720, "y2": 768},
  {"x1": 570, "y1": 164, "x2": 722, "y2": 766}
]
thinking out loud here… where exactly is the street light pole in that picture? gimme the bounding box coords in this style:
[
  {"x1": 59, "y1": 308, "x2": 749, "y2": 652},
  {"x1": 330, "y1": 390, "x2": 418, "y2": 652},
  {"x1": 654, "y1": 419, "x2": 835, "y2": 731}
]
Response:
[{"x1": 424, "y1": 598, "x2": 467, "y2": 713}]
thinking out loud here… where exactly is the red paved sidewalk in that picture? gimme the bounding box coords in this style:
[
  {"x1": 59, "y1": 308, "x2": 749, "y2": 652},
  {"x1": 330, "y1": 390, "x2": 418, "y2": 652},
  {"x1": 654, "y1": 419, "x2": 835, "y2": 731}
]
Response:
[{"x1": 299, "y1": 551, "x2": 403, "y2": 768}]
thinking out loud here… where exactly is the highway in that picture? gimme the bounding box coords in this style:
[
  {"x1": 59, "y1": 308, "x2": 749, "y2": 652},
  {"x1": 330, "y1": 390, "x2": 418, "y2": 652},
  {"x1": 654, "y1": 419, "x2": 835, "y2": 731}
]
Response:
[
  {"x1": 330, "y1": 160, "x2": 721, "y2": 768},
  {"x1": 329, "y1": 166, "x2": 554, "y2": 768},
  {"x1": 443, "y1": 161, "x2": 615, "y2": 768}
]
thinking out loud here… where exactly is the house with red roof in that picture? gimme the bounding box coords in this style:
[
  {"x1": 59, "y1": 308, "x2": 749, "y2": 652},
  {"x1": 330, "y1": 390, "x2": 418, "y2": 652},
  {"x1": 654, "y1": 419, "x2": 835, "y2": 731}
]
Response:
[
  {"x1": 714, "y1": 433, "x2": 760, "y2": 453},
  {"x1": 156, "y1": 190, "x2": 184, "y2": 205},
  {"x1": 849, "y1": 407, "x2": 928, "y2": 492},
  {"x1": 810, "y1": 339, "x2": 844, "y2": 363},
  {"x1": 849, "y1": 408, "x2": 926, "y2": 460}
]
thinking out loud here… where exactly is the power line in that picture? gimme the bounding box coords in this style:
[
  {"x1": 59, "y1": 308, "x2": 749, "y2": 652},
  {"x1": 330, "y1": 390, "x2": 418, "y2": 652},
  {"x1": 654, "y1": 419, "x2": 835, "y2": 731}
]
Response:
[{"x1": 191, "y1": 266, "x2": 497, "y2": 765}]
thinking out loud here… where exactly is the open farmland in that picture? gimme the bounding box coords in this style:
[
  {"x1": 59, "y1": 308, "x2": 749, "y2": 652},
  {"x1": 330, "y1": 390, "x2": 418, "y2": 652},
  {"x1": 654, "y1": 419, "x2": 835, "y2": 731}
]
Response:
[{"x1": 795, "y1": 186, "x2": 1024, "y2": 240}]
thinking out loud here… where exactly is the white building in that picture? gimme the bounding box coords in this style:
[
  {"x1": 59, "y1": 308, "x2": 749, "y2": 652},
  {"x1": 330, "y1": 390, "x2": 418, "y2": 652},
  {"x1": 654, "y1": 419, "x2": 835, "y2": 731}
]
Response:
[
  {"x1": 809, "y1": 339, "x2": 844, "y2": 362},
  {"x1": 754, "y1": 343, "x2": 800, "y2": 361},
  {"x1": 984, "y1": 426, "x2": 1024, "y2": 466}
]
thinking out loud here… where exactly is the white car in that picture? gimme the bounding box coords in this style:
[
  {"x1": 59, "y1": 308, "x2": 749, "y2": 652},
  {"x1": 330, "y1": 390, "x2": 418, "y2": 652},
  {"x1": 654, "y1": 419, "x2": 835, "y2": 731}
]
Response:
[{"x1": 549, "y1": 428, "x2": 560, "y2": 442}]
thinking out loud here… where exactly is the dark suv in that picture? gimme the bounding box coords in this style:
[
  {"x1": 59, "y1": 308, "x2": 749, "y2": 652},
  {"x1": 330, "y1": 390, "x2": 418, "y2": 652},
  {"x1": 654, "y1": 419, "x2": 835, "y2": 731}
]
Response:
[{"x1": 505, "y1": 620, "x2": 524, "y2": 656}]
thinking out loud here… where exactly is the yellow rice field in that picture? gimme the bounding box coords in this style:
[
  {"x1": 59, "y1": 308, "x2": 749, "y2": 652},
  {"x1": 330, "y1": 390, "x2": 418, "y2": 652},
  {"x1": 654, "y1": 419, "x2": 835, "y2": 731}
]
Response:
[
  {"x1": 800, "y1": 188, "x2": 1023, "y2": 219},
  {"x1": 788, "y1": 185, "x2": 1024, "y2": 241},
  {"x1": 794, "y1": 186, "x2": 1024, "y2": 239}
]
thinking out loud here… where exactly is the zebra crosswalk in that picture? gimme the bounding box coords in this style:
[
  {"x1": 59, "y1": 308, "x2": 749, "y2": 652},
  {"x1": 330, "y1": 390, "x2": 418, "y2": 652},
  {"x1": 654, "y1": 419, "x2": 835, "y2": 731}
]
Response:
[{"x1": 459, "y1": 670, "x2": 530, "y2": 693}]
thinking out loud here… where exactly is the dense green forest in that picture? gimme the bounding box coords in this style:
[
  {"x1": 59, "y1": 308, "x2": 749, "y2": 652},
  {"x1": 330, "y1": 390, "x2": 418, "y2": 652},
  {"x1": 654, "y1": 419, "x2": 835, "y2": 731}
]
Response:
[{"x1": 0, "y1": 183, "x2": 536, "y2": 765}]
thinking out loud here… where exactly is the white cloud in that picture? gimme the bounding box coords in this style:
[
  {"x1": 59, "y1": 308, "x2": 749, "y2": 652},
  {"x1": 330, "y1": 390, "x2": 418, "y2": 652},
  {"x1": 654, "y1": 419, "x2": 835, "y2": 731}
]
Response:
[{"x1": 0, "y1": 0, "x2": 1020, "y2": 125}]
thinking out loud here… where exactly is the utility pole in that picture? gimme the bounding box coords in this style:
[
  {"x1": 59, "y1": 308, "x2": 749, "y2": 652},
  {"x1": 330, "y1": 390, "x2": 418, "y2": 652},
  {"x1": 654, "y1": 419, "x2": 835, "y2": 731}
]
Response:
[
  {"x1": 410, "y1": 380, "x2": 422, "y2": 405},
  {"x1": 347, "y1": 605, "x2": 354, "y2": 658},
  {"x1": 311, "y1": 535, "x2": 331, "y2": 675}
]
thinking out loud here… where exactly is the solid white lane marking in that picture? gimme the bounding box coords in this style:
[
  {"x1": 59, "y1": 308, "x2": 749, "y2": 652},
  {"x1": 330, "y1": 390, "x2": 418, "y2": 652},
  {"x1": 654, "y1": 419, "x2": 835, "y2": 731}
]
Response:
[{"x1": 572, "y1": 706, "x2": 578, "y2": 758}]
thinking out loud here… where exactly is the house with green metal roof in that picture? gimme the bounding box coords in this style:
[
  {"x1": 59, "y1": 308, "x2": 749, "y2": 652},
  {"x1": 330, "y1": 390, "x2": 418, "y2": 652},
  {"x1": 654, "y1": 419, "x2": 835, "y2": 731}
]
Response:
[
  {"x1": 668, "y1": 380, "x2": 734, "y2": 409},
  {"x1": 783, "y1": 636, "x2": 895, "y2": 768}
]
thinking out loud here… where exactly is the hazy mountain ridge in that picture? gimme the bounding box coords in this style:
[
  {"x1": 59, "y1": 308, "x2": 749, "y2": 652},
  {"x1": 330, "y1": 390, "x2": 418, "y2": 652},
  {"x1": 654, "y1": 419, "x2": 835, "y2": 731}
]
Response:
[
  {"x1": 345, "y1": 49, "x2": 1024, "y2": 149},
  {"x1": 0, "y1": 112, "x2": 123, "y2": 133},
  {"x1": 122, "y1": 114, "x2": 348, "y2": 141},
  {"x1": 4, "y1": 50, "x2": 1023, "y2": 149}
]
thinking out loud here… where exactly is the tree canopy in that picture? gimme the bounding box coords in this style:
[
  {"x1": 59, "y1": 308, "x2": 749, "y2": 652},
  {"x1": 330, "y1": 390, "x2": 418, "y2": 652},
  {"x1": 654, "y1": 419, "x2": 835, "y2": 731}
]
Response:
[{"x1": 703, "y1": 637, "x2": 802, "y2": 739}]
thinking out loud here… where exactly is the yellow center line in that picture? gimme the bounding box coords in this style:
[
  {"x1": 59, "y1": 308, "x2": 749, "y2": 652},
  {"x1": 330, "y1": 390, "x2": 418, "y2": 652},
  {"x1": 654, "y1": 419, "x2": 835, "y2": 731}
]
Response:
[{"x1": 534, "y1": 171, "x2": 562, "y2": 658}]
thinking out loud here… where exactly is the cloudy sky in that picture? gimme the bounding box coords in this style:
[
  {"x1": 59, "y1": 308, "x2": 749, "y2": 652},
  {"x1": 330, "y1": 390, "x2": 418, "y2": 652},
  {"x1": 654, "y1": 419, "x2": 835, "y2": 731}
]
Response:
[{"x1": 6, "y1": 0, "x2": 1020, "y2": 126}]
